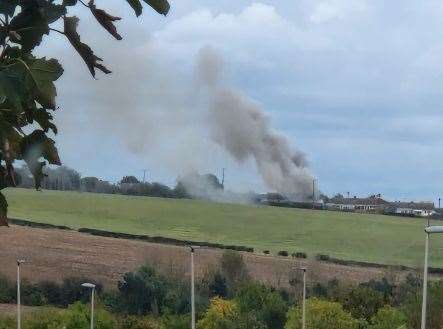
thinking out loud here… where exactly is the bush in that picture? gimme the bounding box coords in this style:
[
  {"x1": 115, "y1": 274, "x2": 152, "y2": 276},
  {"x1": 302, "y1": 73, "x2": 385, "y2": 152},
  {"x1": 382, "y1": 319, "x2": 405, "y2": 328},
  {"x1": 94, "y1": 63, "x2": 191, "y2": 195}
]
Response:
[
  {"x1": 278, "y1": 251, "x2": 289, "y2": 257},
  {"x1": 369, "y1": 306, "x2": 406, "y2": 329},
  {"x1": 64, "y1": 302, "x2": 116, "y2": 329},
  {"x1": 263, "y1": 250, "x2": 270, "y2": 255},
  {"x1": 285, "y1": 298, "x2": 359, "y2": 329},
  {"x1": 292, "y1": 252, "x2": 307, "y2": 259},
  {"x1": 118, "y1": 315, "x2": 163, "y2": 329},
  {"x1": 315, "y1": 254, "x2": 330, "y2": 261},
  {"x1": 0, "y1": 275, "x2": 14, "y2": 304},
  {"x1": 343, "y1": 286, "x2": 384, "y2": 321},
  {"x1": 235, "y1": 282, "x2": 288, "y2": 329}
]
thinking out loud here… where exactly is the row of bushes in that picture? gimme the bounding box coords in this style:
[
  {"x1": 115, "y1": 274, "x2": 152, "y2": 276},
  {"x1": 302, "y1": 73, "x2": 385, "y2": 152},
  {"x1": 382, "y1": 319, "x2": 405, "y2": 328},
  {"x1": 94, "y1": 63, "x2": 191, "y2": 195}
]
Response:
[
  {"x1": 0, "y1": 276, "x2": 102, "y2": 307},
  {"x1": 78, "y1": 228, "x2": 254, "y2": 253},
  {"x1": 9, "y1": 218, "x2": 254, "y2": 253}
]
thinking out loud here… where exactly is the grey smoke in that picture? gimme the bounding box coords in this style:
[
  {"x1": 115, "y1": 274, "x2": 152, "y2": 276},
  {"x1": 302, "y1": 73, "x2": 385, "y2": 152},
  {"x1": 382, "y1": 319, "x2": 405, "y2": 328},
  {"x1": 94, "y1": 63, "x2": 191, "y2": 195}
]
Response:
[
  {"x1": 68, "y1": 40, "x2": 315, "y2": 201},
  {"x1": 197, "y1": 47, "x2": 315, "y2": 200}
]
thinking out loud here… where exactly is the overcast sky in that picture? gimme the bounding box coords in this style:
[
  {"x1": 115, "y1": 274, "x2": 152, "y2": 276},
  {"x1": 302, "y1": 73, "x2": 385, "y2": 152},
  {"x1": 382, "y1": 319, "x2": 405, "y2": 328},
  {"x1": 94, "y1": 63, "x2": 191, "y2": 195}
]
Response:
[{"x1": 40, "y1": 0, "x2": 443, "y2": 202}]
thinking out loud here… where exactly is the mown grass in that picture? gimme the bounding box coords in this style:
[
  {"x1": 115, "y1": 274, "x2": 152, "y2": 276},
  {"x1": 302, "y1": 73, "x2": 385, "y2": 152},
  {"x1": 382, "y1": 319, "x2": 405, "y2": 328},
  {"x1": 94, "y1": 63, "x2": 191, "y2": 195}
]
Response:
[{"x1": 4, "y1": 188, "x2": 443, "y2": 267}]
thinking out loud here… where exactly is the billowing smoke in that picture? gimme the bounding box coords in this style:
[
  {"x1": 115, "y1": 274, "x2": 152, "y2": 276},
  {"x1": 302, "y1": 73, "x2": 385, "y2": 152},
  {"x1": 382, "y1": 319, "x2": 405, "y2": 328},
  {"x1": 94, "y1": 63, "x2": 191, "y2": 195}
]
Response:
[
  {"x1": 70, "y1": 40, "x2": 316, "y2": 201},
  {"x1": 197, "y1": 47, "x2": 315, "y2": 200}
]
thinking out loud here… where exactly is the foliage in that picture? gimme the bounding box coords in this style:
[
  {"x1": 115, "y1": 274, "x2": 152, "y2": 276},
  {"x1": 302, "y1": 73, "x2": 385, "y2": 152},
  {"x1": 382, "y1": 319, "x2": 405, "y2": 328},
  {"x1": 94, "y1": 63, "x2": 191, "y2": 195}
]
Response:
[
  {"x1": 63, "y1": 302, "x2": 116, "y2": 329},
  {"x1": 220, "y1": 251, "x2": 249, "y2": 294},
  {"x1": 197, "y1": 297, "x2": 238, "y2": 329},
  {"x1": 234, "y1": 282, "x2": 288, "y2": 329},
  {"x1": 343, "y1": 286, "x2": 384, "y2": 321},
  {"x1": 285, "y1": 298, "x2": 359, "y2": 329},
  {"x1": 403, "y1": 280, "x2": 443, "y2": 329},
  {"x1": 115, "y1": 265, "x2": 192, "y2": 316},
  {"x1": 368, "y1": 306, "x2": 406, "y2": 329},
  {"x1": 0, "y1": 0, "x2": 170, "y2": 226},
  {"x1": 208, "y1": 272, "x2": 228, "y2": 298}
]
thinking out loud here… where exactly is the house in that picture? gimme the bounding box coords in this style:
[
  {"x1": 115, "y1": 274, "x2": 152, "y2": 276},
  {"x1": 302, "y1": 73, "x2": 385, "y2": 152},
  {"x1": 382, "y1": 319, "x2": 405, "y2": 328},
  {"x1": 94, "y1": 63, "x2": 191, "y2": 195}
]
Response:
[
  {"x1": 385, "y1": 202, "x2": 436, "y2": 217},
  {"x1": 325, "y1": 195, "x2": 389, "y2": 213}
]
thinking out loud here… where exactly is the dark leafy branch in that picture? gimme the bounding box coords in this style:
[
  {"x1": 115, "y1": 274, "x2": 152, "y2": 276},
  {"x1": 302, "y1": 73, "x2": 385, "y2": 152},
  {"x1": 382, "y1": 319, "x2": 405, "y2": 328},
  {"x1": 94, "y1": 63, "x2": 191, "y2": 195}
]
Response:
[{"x1": 0, "y1": 0, "x2": 170, "y2": 226}]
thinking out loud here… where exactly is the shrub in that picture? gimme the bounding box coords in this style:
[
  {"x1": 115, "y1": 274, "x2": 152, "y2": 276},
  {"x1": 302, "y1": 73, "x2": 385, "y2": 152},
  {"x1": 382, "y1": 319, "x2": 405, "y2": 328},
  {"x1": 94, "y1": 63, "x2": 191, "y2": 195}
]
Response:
[
  {"x1": 118, "y1": 315, "x2": 163, "y2": 329},
  {"x1": 285, "y1": 298, "x2": 359, "y2": 329},
  {"x1": 64, "y1": 302, "x2": 116, "y2": 329},
  {"x1": 315, "y1": 254, "x2": 330, "y2": 261},
  {"x1": 220, "y1": 251, "x2": 249, "y2": 292},
  {"x1": 343, "y1": 286, "x2": 384, "y2": 321},
  {"x1": 263, "y1": 250, "x2": 270, "y2": 255},
  {"x1": 278, "y1": 251, "x2": 289, "y2": 257},
  {"x1": 292, "y1": 252, "x2": 307, "y2": 259},
  {"x1": 0, "y1": 275, "x2": 14, "y2": 304},
  {"x1": 369, "y1": 306, "x2": 406, "y2": 329},
  {"x1": 235, "y1": 282, "x2": 288, "y2": 329},
  {"x1": 23, "y1": 309, "x2": 65, "y2": 329}
]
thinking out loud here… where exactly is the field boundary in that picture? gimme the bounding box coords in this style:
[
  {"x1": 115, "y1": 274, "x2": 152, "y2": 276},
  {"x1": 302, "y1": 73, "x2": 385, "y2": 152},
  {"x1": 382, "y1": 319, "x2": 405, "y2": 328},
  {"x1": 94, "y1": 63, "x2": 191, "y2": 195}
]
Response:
[{"x1": 9, "y1": 217, "x2": 443, "y2": 274}]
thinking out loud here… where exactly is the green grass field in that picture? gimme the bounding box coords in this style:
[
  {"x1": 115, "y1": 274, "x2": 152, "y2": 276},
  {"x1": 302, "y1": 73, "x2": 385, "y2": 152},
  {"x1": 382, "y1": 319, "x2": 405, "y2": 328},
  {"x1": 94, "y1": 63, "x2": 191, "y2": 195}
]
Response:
[{"x1": 4, "y1": 188, "x2": 443, "y2": 268}]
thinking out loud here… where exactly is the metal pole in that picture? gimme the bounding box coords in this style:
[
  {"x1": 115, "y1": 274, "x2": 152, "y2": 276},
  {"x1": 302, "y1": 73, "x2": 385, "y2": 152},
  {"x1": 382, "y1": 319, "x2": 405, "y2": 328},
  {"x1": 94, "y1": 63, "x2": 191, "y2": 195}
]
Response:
[
  {"x1": 421, "y1": 232, "x2": 430, "y2": 329},
  {"x1": 302, "y1": 268, "x2": 307, "y2": 329},
  {"x1": 191, "y1": 248, "x2": 195, "y2": 329},
  {"x1": 91, "y1": 287, "x2": 95, "y2": 329},
  {"x1": 17, "y1": 262, "x2": 21, "y2": 329}
]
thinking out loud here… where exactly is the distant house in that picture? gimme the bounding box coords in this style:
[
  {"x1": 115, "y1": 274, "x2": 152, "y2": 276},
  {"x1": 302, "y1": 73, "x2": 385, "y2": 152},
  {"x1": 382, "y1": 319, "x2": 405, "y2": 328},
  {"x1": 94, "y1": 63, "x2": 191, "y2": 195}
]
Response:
[
  {"x1": 385, "y1": 202, "x2": 436, "y2": 217},
  {"x1": 325, "y1": 195, "x2": 389, "y2": 213}
]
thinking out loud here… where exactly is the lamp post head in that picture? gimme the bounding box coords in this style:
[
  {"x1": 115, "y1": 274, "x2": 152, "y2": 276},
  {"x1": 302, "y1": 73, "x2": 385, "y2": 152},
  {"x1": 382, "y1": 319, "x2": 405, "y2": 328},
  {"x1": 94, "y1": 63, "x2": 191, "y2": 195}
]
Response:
[
  {"x1": 17, "y1": 260, "x2": 26, "y2": 266},
  {"x1": 425, "y1": 226, "x2": 443, "y2": 234},
  {"x1": 81, "y1": 283, "x2": 96, "y2": 289},
  {"x1": 300, "y1": 267, "x2": 307, "y2": 272}
]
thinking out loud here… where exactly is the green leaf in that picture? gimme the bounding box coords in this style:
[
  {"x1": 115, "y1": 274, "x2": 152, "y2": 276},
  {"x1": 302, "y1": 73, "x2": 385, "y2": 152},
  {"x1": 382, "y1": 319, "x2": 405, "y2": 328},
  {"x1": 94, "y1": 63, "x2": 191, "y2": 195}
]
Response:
[
  {"x1": 126, "y1": 0, "x2": 143, "y2": 17},
  {"x1": 63, "y1": 0, "x2": 78, "y2": 6},
  {"x1": 0, "y1": 67, "x2": 27, "y2": 112},
  {"x1": 0, "y1": 191, "x2": 8, "y2": 226},
  {"x1": 28, "y1": 57, "x2": 64, "y2": 109},
  {"x1": 0, "y1": 0, "x2": 18, "y2": 17},
  {"x1": 64, "y1": 16, "x2": 111, "y2": 77},
  {"x1": 9, "y1": 6, "x2": 49, "y2": 52},
  {"x1": 142, "y1": 0, "x2": 170, "y2": 15}
]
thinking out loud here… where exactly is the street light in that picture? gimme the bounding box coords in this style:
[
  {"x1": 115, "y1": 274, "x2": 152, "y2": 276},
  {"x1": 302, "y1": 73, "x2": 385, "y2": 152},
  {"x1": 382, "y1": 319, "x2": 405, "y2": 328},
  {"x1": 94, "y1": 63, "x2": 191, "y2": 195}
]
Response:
[
  {"x1": 188, "y1": 246, "x2": 200, "y2": 329},
  {"x1": 81, "y1": 283, "x2": 96, "y2": 329},
  {"x1": 421, "y1": 226, "x2": 443, "y2": 329},
  {"x1": 300, "y1": 267, "x2": 307, "y2": 329},
  {"x1": 16, "y1": 260, "x2": 25, "y2": 329}
]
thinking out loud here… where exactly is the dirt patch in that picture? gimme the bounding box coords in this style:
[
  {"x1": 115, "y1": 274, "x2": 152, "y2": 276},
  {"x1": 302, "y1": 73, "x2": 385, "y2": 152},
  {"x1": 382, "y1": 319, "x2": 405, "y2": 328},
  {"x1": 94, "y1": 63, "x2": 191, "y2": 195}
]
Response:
[{"x1": 0, "y1": 225, "x2": 429, "y2": 289}]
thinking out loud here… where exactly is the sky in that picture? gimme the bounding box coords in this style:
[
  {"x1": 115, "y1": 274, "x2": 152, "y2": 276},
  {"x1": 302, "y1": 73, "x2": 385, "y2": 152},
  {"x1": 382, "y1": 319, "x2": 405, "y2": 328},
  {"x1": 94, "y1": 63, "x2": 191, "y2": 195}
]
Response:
[{"x1": 37, "y1": 0, "x2": 443, "y2": 202}]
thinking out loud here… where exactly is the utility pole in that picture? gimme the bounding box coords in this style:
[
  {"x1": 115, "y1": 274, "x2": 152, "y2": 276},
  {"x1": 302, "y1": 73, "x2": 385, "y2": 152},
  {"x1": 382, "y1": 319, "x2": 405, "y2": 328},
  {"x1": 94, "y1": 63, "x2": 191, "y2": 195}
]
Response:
[
  {"x1": 221, "y1": 168, "x2": 225, "y2": 188},
  {"x1": 312, "y1": 179, "x2": 315, "y2": 209},
  {"x1": 142, "y1": 169, "x2": 147, "y2": 184},
  {"x1": 439, "y1": 198, "x2": 441, "y2": 209}
]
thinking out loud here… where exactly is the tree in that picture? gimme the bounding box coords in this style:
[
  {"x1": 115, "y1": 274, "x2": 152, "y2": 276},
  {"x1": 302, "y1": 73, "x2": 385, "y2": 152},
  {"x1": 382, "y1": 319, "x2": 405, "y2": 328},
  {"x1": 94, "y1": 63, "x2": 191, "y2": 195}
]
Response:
[
  {"x1": 235, "y1": 282, "x2": 288, "y2": 329},
  {"x1": 220, "y1": 251, "x2": 249, "y2": 294},
  {"x1": 0, "y1": 0, "x2": 170, "y2": 226},
  {"x1": 343, "y1": 286, "x2": 384, "y2": 321},
  {"x1": 120, "y1": 176, "x2": 140, "y2": 185},
  {"x1": 285, "y1": 298, "x2": 359, "y2": 329}
]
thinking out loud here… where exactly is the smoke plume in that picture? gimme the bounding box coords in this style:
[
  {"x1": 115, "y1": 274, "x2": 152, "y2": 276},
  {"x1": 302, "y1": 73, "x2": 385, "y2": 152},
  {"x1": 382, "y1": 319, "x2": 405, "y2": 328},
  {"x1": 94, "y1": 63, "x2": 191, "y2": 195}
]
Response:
[{"x1": 197, "y1": 47, "x2": 315, "y2": 200}]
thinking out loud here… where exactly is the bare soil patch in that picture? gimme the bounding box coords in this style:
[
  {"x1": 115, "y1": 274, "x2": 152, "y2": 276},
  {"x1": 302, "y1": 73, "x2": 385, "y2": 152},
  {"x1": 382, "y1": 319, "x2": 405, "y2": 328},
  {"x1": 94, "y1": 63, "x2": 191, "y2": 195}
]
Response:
[{"x1": 0, "y1": 225, "x2": 427, "y2": 289}]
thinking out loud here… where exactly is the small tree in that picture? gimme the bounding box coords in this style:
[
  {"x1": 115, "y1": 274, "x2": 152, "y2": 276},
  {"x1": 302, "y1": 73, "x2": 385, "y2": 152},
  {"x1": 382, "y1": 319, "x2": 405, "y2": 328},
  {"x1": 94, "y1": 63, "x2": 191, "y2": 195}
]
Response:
[{"x1": 285, "y1": 298, "x2": 359, "y2": 329}]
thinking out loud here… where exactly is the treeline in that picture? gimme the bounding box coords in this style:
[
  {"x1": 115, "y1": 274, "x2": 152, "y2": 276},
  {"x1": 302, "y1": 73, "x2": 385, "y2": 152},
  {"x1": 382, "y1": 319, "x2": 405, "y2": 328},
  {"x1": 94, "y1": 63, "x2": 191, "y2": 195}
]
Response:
[
  {"x1": 0, "y1": 250, "x2": 443, "y2": 328},
  {"x1": 14, "y1": 165, "x2": 224, "y2": 200}
]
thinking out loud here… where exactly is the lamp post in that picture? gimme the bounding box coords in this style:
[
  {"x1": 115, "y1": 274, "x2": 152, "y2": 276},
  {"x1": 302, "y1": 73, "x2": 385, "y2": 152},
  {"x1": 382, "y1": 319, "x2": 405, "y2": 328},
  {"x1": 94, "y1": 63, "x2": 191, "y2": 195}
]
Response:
[
  {"x1": 189, "y1": 246, "x2": 199, "y2": 329},
  {"x1": 421, "y1": 225, "x2": 443, "y2": 329},
  {"x1": 300, "y1": 267, "x2": 307, "y2": 329},
  {"x1": 81, "y1": 283, "x2": 96, "y2": 329},
  {"x1": 16, "y1": 260, "x2": 25, "y2": 329}
]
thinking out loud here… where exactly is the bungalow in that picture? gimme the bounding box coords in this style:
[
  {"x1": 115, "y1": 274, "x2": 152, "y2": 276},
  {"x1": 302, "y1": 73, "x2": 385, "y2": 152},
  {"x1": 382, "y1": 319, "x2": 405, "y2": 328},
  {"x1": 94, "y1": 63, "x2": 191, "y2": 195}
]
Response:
[
  {"x1": 385, "y1": 202, "x2": 436, "y2": 217},
  {"x1": 325, "y1": 195, "x2": 389, "y2": 213}
]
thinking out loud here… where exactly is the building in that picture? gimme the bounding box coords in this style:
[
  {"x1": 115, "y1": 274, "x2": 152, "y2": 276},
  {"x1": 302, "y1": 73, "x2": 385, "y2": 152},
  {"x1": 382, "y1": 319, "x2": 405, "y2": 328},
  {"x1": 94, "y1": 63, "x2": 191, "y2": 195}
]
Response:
[
  {"x1": 385, "y1": 202, "x2": 436, "y2": 217},
  {"x1": 325, "y1": 195, "x2": 389, "y2": 213}
]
